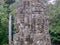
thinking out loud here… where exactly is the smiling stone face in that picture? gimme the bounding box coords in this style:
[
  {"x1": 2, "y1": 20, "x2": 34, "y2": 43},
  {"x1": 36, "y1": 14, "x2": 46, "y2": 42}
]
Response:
[{"x1": 14, "y1": 0, "x2": 51, "y2": 45}]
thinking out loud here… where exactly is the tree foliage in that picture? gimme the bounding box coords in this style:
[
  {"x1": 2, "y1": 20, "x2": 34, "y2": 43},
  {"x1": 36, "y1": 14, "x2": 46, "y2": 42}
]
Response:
[
  {"x1": 48, "y1": 0, "x2": 60, "y2": 43},
  {"x1": 0, "y1": 0, "x2": 8, "y2": 44},
  {"x1": 0, "y1": 0, "x2": 15, "y2": 45}
]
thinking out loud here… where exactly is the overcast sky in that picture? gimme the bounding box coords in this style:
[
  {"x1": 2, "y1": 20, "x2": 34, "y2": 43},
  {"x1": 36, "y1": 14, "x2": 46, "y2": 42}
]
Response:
[{"x1": 48, "y1": 0, "x2": 56, "y2": 4}]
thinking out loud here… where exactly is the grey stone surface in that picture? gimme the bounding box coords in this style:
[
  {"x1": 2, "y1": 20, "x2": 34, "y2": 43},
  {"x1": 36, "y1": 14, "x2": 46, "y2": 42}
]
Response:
[{"x1": 13, "y1": 0, "x2": 51, "y2": 45}]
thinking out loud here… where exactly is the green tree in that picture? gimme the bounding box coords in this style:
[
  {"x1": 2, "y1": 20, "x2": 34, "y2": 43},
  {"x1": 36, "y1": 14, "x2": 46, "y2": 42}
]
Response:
[
  {"x1": 0, "y1": 0, "x2": 15, "y2": 45},
  {"x1": 0, "y1": 0, "x2": 8, "y2": 44},
  {"x1": 48, "y1": 0, "x2": 60, "y2": 44}
]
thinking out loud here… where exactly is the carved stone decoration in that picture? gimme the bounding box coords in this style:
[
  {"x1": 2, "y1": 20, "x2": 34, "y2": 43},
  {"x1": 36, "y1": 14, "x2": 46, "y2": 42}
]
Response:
[{"x1": 13, "y1": 0, "x2": 51, "y2": 45}]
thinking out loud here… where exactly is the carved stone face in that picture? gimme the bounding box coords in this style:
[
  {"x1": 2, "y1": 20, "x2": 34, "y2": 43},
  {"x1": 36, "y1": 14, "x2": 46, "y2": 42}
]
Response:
[{"x1": 13, "y1": 0, "x2": 51, "y2": 45}]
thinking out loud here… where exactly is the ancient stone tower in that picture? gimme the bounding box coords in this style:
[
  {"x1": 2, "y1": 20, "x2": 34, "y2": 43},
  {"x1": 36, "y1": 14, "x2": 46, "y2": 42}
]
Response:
[{"x1": 13, "y1": 0, "x2": 51, "y2": 45}]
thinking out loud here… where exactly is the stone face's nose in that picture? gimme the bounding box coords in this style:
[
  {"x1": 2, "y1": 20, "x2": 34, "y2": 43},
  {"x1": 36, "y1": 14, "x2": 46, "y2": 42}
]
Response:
[{"x1": 13, "y1": 0, "x2": 51, "y2": 45}]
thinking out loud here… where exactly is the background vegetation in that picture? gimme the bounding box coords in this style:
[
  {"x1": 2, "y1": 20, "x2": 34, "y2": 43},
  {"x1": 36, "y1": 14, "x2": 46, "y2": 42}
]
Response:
[{"x1": 48, "y1": 0, "x2": 60, "y2": 44}]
